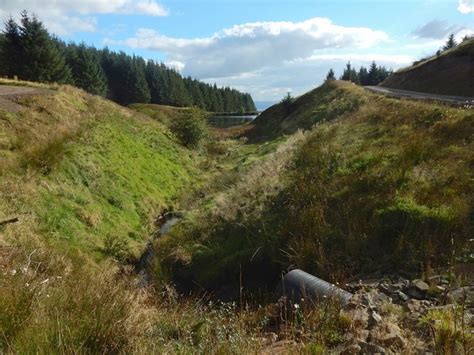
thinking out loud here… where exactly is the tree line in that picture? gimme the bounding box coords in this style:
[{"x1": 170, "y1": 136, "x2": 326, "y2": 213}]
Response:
[
  {"x1": 0, "y1": 11, "x2": 256, "y2": 112},
  {"x1": 326, "y1": 61, "x2": 393, "y2": 86},
  {"x1": 430, "y1": 33, "x2": 472, "y2": 62}
]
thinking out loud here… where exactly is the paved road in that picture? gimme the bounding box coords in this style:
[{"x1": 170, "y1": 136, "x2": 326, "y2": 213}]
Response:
[{"x1": 365, "y1": 86, "x2": 474, "y2": 106}]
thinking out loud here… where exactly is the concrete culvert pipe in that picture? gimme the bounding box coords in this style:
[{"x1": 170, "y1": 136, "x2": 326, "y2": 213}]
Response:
[{"x1": 277, "y1": 269, "x2": 352, "y2": 305}]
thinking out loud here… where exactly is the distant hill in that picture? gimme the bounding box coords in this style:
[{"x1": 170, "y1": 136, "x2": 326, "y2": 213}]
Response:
[{"x1": 381, "y1": 38, "x2": 474, "y2": 97}]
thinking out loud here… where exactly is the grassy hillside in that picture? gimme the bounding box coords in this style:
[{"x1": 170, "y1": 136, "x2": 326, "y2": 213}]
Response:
[
  {"x1": 0, "y1": 80, "x2": 242, "y2": 353},
  {"x1": 1, "y1": 78, "x2": 473, "y2": 353},
  {"x1": 381, "y1": 38, "x2": 474, "y2": 96},
  {"x1": 0, "y1": 80, "x2": 201, "y2": 258},
  {"x1": 248, "y1": 81, "x2": 361, "y2": 140},
  {"x1": 160, "y1": 80, "x2": 474, "y2": 292}
]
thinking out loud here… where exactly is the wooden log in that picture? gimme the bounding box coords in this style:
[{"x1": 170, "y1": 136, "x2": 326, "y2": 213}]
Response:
[{"x1": 0, "y1": 217, "x2": 19, "y2": 226}]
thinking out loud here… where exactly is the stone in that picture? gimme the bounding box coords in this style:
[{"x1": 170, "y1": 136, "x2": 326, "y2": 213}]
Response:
[
  {"x1": 368, "y1": 310, "x2": 383, "y2": 329},
  {"x1": 448, "y1": 286, "x2": 474, "y2": 307},
  {"x1": 396, "y1": 290, "x2": 409, "y2": 302},
  {"x1": 407, "y1": 281, "x2": 428, "y2": 300},
  {"x1": 404, "y1": 299, "x2": 424, "y2": 314},
  {"x1": 341, "y1": 343, "x2": 362, "y2": 354},
  {"x1": 371, "y1": 311, "x2": 383, "y2": 323},
  {"x1": 361, "y1": 291, "x2": 391, "y2": 310},
  {"x1": 351, "y1": 307, "x2": 369, "y2": 329},
  {"x1": 411, "y1": 279, "x2": 430, "y2": 292},
  {"x1": 358, "y1": 340, "x2": 386, "y2": 354},
  {"x1": 371, "y1": 322, "x2": 407, "y2": 349}
]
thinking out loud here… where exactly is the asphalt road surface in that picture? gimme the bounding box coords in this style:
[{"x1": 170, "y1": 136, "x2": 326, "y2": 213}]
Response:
[{"x1": 365, "y1": 86, "x2": 474, "y2": 106}]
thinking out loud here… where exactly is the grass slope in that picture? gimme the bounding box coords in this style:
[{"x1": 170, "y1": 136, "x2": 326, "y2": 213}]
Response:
[
  {"x1": 248, "y1": 81, "x2": 361, "y2": 140},
  {"x1": 0, "y1": 80, "x2": 201, "y2": 258},
  {"x1": 161, "y1": 80, "x2": 474, "y2": 294},
  {"x1": 381, "y1": 38, "x2": 474, "y2": 97}
]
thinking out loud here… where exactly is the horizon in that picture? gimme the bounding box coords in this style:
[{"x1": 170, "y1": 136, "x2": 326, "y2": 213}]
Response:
[{"x1": 1, "y1": 0, "x2": 473, "y2": 102}]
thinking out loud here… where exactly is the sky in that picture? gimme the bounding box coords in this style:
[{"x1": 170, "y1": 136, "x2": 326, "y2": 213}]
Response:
[{"x1": 0, "y1": 0, "x2": 473, "y2": 102}]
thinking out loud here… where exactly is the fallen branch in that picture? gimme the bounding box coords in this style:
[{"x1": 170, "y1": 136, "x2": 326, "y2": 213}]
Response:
[{"x1": 0, "y1": 217, "x2": 19, "y2": 226}]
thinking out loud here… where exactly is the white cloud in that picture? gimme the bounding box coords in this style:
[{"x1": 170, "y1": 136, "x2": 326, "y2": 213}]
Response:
[
  {"x1": 120, "y1": 17, "x2": 389, "y2": 79},
  {"x1": 45, "y1": 16, "x2": 97, "y2": 36},
  {"x1": 165, "y1": 60, "x2": 185, "y2": 72},
  {"x1": 457, "y1": 0, "x2": 474, "y2": 14},
  {"x1": 203, "y1": 53, "x2": 412, "y2": 101},
  {"x1": 0, "y1": 0, "x2": 168, "y2": 35}
]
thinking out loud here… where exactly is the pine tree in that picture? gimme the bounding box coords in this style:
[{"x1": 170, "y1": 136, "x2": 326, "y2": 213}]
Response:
[
  {"x1": 18, "y1": 11, "x2": 72, "y2": 83},
  {"x1": 367, "y1": 61, "x2": 379, "y2": 86},
  {"x1": 129, "y1": 56, "x2": 151, "y2": 104},
  {"x1": 358, "y1": 66, "x2": 369, "y2": 86},
  {"x1": 145, "y1": 60, "x2": 162, "y2": 104},
  {"x1": 443, "y1": 33, "x2": 457, "y2": 51},
  {"x1": 0, "y1": 18, "x2": 22, "y2": 77},
  {"x1": 67, "y1": 43, "x2": 107, "y2": 96},
  {"x1": 326, "y1": 68, "x2": 335, "y2": 81},
  {"x1": 340, "y1": 62, "x2": 358, "y2": 83}
]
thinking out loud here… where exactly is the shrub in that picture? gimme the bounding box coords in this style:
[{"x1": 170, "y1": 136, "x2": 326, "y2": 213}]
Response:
[{"x1": 171, "y1": 108, "x2": 209, "y2": 148}]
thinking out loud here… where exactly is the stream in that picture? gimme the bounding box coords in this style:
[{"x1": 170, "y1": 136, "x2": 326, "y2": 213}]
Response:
[{"x1": 136, "y1": 212, "x2": 183, "y2": 286}]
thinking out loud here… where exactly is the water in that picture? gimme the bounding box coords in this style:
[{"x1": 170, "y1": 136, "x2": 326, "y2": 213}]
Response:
[
  {"x1": 208, "y1": 115, "x2": 258, "y2": 128},
  {"x1": 159, "y1": 217, "x2": 181, "y2": 235},
  {"x1": 136, "y1": 213, "x2": 182, "y2": 286}
]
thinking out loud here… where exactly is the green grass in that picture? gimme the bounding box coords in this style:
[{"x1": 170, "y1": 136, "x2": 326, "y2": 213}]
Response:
[
  {"x1": 0, "y1": 83, "x2": 202, "y2": 259},
  {"x1": 35, "y1": 115, "x2": 200, "y2": 257},
  {"x1": 249, "y1": 81, "x2": 362, "y2": 140}
]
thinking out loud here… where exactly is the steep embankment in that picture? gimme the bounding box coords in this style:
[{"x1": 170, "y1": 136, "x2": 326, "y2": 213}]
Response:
[
  {"x1": 381, "y1": 38, "x2": 474, "y2": 97},
  {"x1": 248, "y1": 81, "x2": 361, "y2": 140},
  {"x1": 161, "y1": 80, "x2": 474, "y2": 293},
  {"x1": 0, "y1": 79, "x2": 202, "y2": 258}
]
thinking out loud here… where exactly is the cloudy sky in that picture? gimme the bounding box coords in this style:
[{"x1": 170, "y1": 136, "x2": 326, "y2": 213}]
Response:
[{"x1": 1, "y1": 0, "x2": 473, "y2": 102}]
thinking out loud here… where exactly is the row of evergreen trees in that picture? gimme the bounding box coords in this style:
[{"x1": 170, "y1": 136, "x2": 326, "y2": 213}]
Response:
[
  {"x1": 326, "y1": 61, "x2": 393, "y2": 86},
  {"x1": 0, "y1": 11, "x2": 256, "y2": 112}
]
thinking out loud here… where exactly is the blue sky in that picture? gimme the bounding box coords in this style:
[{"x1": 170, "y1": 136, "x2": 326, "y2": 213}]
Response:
[{"x1": 1, "y1": 0, "x2": 473, "y2": 101}]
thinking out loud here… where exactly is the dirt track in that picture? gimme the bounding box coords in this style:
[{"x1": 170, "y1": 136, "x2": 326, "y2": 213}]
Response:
[{"x1": 0, "y1": 84, "x2": 51, "y2": 112}]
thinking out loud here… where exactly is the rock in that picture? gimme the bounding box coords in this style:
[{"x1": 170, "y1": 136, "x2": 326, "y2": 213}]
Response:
[
  {"x1": 341, "y1": 343, "x2": 362, "y2": 354},
  {"x1": 358, "y1": 340, "x2": 386, "y2": 354},
  {"x1": 404, "y1": 299, "x2": 427, "y2": 314},
  {"x1": 361, "y1": 291, "x2": 391, "y2": 310},
  {"x1": 368, "y1": 310, "x2": 383, "y2": 329},
  {"x1": 406, "y1": 279, "x2": 430, "y2": 300},
  {"x1": 351, "y1": 307, "x2": 369, "y2": 329},
  {"x1": 371, "y1": 322, "x2": 406, "y2": 349},
  {"x1": 396, "y1": 290, "x2": 409, "y2": 302},
  {"x1": 412, "y1": 279, "x2": 430, "y2": 292},
  {"x1": 371, "y1": 311, "x2": 383, "y2": 323},
  {"x1": 448, "y1": 286, "x2": 474, "y2": 307}
]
